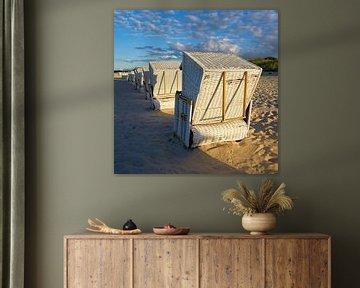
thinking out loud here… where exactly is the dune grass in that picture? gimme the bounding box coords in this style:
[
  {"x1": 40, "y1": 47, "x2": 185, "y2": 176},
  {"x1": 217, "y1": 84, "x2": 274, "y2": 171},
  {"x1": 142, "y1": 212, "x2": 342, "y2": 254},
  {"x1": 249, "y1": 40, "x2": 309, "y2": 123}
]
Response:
[{"x1": 249, "y1": 57, "x2": 278, "y2": 72}]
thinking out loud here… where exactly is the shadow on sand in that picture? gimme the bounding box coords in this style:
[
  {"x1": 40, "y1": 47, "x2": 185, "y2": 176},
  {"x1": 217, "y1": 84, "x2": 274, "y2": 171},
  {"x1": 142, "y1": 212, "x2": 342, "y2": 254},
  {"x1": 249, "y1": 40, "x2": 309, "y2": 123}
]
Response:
[{"x1": 114, "y1": 79, "x2": 239, "y2": 174}]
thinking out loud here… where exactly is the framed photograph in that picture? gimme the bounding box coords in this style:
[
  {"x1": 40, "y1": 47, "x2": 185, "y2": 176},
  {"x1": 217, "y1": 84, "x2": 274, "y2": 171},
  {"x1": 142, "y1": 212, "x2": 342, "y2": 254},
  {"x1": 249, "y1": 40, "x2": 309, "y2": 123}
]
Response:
[{"x1": 114, "y1": 10, "x2": 278, "y2": 174}]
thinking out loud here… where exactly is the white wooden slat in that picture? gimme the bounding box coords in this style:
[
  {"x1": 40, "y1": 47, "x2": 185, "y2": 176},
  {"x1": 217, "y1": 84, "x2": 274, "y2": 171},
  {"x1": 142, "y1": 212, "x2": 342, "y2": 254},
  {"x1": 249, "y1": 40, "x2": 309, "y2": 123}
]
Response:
[{"x1": 191, "y1": 119, "x2": 248, "y2": 147}]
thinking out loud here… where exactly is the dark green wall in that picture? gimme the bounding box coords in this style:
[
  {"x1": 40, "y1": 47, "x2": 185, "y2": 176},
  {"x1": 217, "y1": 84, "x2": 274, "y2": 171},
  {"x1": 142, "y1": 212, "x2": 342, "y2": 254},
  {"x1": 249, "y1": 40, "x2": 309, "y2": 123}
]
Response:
[{"x1": 25, "y1": 0, "x2": 360, "y2": 287}]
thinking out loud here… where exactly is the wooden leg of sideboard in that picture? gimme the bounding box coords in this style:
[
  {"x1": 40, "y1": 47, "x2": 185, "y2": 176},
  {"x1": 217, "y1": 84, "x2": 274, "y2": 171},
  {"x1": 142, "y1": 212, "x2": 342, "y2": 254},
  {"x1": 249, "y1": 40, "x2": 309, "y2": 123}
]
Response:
[{"x1": 64, "y1": 238, "x2": 68, "y2": 288}]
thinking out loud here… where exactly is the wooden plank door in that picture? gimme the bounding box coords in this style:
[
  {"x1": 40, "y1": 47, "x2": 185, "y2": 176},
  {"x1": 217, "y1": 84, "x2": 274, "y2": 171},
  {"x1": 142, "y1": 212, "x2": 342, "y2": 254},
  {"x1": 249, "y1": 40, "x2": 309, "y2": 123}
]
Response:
[
  {"x1": 309, "y1": 239, "x2": 330, "y2": 288},
  {"x1": 266, "y1": 239, "x2": 310, "y2": 288},
  {"x1": 65, "y1": 239, "x2": 131, "y2": 288},
  {"x1": 200, "y1": 239, "x2": 264, "y2": 288},
  {"x1": 265, "y1": 238, "x2": 329, "y2": 288},
  {"x1": 133, "y1": 239, "x2": 198, "y2": 288}
]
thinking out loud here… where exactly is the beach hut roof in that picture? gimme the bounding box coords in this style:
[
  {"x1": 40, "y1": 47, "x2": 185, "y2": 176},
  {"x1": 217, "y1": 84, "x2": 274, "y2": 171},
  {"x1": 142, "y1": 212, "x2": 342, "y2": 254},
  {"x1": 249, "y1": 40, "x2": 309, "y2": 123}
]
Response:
[
  {"x1": 184, "y1": 52, "x2": 260, "y2": 71},
  {"x1": 149, "y1": 61, "x2": 181, "y2": 70}
]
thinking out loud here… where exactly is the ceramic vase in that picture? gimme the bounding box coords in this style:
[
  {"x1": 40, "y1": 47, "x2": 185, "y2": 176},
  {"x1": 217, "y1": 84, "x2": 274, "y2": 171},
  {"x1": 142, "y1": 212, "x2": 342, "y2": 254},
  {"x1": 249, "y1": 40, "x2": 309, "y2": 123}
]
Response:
[{"x1": 242, "y1": 213, "x2": 276, "y2": 235}]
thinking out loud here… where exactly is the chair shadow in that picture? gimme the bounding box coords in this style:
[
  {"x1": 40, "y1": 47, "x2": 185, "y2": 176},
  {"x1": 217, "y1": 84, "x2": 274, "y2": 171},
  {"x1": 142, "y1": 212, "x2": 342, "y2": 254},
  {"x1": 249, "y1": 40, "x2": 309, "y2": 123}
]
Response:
[{"x1": 114, "y1": 79, "x2": 240, "y2": 174}]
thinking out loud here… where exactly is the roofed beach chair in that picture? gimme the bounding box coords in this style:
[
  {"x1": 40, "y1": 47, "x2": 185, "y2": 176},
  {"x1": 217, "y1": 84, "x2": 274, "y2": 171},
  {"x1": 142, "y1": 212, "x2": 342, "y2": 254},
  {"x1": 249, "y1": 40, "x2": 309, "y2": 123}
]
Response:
[
  {"x1": 134, "y1": 67, "x2": 143, "y2": 90},
  {"x1": 128, "y1": 72, "x2": 135, "y2": 84},
  {"x1": 149, "y1": 61, "x2": 182, "y2": 110},
  {"x1": 174, "y1": 52, "x2": 262, "y2": 148},
  {"x1": 142, "y1": 65, "x2": 151, "y2": 99}
]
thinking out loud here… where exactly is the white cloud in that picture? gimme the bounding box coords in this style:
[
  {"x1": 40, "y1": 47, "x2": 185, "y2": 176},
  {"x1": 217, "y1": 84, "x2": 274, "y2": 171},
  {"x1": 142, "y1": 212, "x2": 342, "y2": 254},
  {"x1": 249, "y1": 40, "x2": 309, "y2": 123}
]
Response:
[
  {"x1": 201, "y1": 38, "x2": 240, "y2": 54},
  {"x1": 192, "y1": 31, "x2": 206, "y2": 39},
  {"x1": 169, "y1": 38, "x2": 240, "y2": 55},
  {"x1": 160, "y1": 55, "x2": 179, "y2": 60},
  {"x1": 251, "y1": 10, "x2": 278, "y2": 22},
  {"x1": 169, "y1": 42, "x2": 188, "y2": 51},
  {"x1": 186, "y1": 15, "x2": 200, "y2": 22},
  {"x1": 147, "y1": 23, "x2": 162, "y2": 33},
  {"x1": 247, "y1": 26, "x2": 263, "y2": 37}
]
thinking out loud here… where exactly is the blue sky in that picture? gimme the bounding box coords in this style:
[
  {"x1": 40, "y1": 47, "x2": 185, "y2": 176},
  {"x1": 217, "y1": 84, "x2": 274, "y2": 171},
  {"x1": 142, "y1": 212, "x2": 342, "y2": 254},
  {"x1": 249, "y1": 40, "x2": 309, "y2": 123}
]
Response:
[{"x1": 114, "y1": 10, "x2": 278, "y2": 70}]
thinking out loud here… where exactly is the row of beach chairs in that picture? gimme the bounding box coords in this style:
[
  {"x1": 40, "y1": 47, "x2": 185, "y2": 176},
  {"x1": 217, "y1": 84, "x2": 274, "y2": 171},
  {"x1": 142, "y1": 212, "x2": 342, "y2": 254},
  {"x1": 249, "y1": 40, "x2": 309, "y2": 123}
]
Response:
[{"x1": 126, "y1": 52, "x2": 262, "y2": 148}]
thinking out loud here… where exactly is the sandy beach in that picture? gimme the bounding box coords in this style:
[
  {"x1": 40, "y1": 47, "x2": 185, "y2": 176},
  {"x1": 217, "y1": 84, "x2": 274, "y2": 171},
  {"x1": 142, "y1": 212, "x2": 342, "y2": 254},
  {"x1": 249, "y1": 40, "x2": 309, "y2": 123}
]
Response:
[{"x1": 114, "y1": 76, "x2": 278, "y2": 174}]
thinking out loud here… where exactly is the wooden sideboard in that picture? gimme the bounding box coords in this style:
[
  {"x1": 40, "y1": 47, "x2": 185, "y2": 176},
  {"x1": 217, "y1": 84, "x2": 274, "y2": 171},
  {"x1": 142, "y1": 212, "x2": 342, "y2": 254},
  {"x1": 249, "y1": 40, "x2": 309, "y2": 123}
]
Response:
[{"x1": 64, "y1": 233, "x2": 330, "y2": 288}]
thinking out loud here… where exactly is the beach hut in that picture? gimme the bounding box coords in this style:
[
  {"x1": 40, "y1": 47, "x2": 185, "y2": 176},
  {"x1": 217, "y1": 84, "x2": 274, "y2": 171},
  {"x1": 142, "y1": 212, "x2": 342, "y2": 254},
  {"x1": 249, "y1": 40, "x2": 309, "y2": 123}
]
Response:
[
  {"x1": 149, "y1": 61, "x2": 182, "y2": 110},
  {"x1": 174, "y1": 52, "x2": 262, "y2": 148},
  {"x1": 142, "y1": 65, "x2": 151, "y2": 99},
  {"x1": 134, "y1": 67, "x2": 144, "y2": 90}
]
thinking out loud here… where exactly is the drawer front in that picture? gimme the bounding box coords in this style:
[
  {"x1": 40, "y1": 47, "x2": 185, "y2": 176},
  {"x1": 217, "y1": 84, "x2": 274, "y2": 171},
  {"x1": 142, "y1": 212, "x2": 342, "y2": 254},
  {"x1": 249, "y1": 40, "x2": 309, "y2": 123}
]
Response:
[
  {"x1": 134, "y1": 239, "x2": 198, "y2": 288},
  {"x1": 65, "y1": 239, "x2": 131, "y2": 288},
  {"x1": 200, "y1": 239, "x2": 264, "y2": 288}
]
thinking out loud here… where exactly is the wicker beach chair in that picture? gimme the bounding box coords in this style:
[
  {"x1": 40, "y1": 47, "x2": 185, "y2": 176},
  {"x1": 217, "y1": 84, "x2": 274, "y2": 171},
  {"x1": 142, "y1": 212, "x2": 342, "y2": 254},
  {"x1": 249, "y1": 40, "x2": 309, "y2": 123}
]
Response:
[
  {"x1": 174, "y1": 52, "x2": 262, "y2": 148},
  {"x1": 134, "y1": 67, "x2": 144, "y2": 90},
  {"x1": 128, "y1": 72, "x2": 135, "y2": 84},
  {"x1": 149, "y1": 61, "x2": 182, "y2": 110},
  {"x1": 142, "y1": 65, "x2": 151, "y2": 99}
]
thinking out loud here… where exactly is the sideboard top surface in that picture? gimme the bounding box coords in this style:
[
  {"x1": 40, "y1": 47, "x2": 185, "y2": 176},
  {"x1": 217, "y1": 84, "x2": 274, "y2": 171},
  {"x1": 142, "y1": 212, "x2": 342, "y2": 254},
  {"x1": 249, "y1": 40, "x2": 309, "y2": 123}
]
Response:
[{"x1": 64, "y1": 232, "x2": 330, "y2": 240}]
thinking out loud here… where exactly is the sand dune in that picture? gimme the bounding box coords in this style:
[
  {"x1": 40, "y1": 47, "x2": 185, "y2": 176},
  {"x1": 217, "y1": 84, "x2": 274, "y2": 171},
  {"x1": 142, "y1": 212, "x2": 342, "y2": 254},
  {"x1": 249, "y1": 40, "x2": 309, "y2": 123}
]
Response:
[{"x1": 114, "y1": 76, "x2": 278, "y2": 174}]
